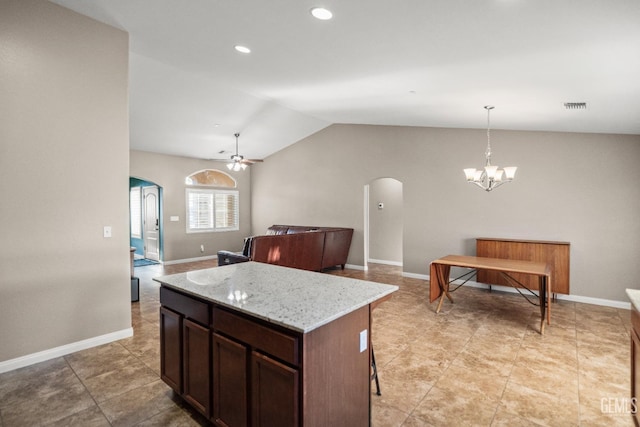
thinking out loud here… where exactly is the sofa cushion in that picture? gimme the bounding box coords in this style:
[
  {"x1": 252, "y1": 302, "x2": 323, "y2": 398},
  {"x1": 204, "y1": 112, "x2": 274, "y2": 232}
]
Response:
[{"x1": 267, "y1": 225, "x2": 289, "y2": 235}]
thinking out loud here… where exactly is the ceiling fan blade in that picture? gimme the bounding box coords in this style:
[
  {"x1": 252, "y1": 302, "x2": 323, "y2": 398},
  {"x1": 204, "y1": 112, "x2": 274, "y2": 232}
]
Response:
[{"x1": 208, "y1": 158, "x2": 263, "y2": 164}]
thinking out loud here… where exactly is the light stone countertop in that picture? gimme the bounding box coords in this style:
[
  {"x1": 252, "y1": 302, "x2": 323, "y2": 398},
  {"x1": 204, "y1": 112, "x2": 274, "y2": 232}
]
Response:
[
  {"x1": 154, "y1": 261, "x2": 398, "y2": 333},
  {"x1": 627, "y1": 289, "x2": 640, "y2": 311}
]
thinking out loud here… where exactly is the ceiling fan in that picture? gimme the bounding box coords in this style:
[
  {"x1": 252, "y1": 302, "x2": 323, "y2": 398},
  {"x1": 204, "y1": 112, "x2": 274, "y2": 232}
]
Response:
[{"x1": 213, "y1": 133, "x2": 263, "y2": 171}]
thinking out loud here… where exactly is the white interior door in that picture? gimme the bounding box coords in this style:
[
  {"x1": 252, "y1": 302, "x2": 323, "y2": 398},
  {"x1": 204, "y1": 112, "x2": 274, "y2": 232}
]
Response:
[{"x1": 143, "y1": 186, "x2": 160, "y2": 261}]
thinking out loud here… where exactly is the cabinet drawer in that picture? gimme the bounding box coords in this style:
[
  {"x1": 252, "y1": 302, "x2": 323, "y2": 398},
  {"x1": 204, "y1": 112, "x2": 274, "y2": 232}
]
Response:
[
  {"x1": 160, "y1": 287, "x2": 209, "y2": 326},
  {"x1": 214, "y1": 307, "x2": 299, "y2": 366}
]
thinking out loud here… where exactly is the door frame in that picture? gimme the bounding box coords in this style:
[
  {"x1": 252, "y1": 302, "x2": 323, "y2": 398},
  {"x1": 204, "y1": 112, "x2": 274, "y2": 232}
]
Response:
[{"x1": 363, "y1": 177, "x2": 403, "y2": 271}]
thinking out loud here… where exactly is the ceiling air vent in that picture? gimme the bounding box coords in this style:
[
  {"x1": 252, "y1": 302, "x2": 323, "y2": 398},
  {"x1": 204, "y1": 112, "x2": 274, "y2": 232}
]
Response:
[{"x1": 564, "y1": 102, "x2": 587, "y2": 110}]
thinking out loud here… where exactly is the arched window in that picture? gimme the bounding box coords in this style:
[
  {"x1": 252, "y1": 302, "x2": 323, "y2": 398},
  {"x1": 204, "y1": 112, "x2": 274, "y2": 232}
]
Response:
[{"x1": 185, "y1": 169, "x2": 236, "y2": 188}]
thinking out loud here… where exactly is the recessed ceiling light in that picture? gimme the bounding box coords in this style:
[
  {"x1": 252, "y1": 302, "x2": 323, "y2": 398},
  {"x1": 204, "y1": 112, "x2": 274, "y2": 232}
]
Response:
[
  {"x1": 310, "y1": 7, "x2": 333, "y2": 20},
  {"x1": 234, "y1": 45, "x2": 251, "y2": 54}
]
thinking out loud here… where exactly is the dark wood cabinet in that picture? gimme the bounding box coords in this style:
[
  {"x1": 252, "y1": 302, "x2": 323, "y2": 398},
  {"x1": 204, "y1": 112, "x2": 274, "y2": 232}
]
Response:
[
  {"x1": 631, "y1": 306, "x2": 640, "y2": 427},
  {"x1": 251, "y1": 351, "x2": 299, "y2": 427},
  {"x1": 160, "y1": 287, "x2": 212, "y2": 418},
  {"x1": 160, "y1": 285, "x2": 373, "y2": 426},
  {"x1": 183, "y1": 318, "x2": 211, "y2": 417},
  {"x1": 160, "y1": 306, "x2": 182, "y2": 393},
  {"x1": 213, "y1": 333, "x2": 248, "y2": 427}
]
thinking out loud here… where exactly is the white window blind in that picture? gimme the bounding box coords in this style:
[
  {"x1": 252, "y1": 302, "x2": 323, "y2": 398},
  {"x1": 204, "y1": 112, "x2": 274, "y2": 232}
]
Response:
[
  {"x1": 186, "y1": 188, "x2": 239, "y2": 233},
  {"x1": 130, "y1": 187, "x2": 141, "y2": 238}
]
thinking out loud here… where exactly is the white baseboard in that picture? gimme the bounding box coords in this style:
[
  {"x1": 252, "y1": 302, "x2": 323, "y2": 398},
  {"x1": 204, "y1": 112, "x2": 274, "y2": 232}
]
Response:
[
  {"x1": 368, "y1": 259, "x2": 403, "y2": 267},
  {"x1": 402, "y1": 271, "x2": 428, "y2": 280},
  {"x1": 401, "y1": 272, "x2": 630, "y2": 310},
  {"x1": 345, "y1": 263, "x2": 366, "y2": 271},
  {"x1": 0, "y1": 327, "x2": 133, "y2": 374},
  {"x1": 163, "y1": 255, "x2": 217, "y2": 265}
]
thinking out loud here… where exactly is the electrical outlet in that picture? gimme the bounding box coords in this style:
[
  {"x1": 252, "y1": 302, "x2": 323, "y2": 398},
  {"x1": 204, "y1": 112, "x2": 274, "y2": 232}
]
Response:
[
  {"x1": 200, "y1": 244, "x2": 204, "y2": 253},
  {"x1": 359, "y1": 329, "x2": 368, "y2": 353}
]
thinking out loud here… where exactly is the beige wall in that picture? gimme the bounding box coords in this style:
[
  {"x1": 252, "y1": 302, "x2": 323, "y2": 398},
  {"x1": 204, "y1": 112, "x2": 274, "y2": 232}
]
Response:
[
  {"x1": 251, "y1": 124, "x2": 640, "y2": 302},
  {"x1": 0, "y1": 0, "x2": 130, "y2": 362},
  {"x1": 130, "y1": 150, "x2": 251, "y2": 261}
]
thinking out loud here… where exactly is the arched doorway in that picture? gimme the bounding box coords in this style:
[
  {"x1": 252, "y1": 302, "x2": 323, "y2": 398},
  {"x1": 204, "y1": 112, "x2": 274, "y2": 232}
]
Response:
[
  {"x1": 130, "y1": 177, "x2": 163, "y2": 262},
  {"x1": 364, "y1": 177, "x2": 403, "y2": 270}
]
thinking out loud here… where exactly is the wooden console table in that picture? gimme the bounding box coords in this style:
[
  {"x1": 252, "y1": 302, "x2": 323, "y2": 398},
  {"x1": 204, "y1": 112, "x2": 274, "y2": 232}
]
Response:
[
  {"x1": 476, "y1": 237, "x2": 570, "y2": 296},
  {"x1": 429, "y1": 255, "x2": 551, "y2": 334}
]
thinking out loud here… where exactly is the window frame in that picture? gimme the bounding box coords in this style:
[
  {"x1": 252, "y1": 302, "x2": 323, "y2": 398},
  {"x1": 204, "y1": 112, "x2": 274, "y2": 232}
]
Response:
[
  {"x1": 185, "y1": 188, "x2": 239, "y2": 234},
  {"x1": 130, "y1": 187, "x2": 142, "y2": 239}
]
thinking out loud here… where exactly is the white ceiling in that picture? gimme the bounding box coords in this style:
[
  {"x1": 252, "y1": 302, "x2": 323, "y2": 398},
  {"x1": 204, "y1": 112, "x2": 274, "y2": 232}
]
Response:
[{"x1": 50, "y1": 0, "x2": 640, "y2": 160}]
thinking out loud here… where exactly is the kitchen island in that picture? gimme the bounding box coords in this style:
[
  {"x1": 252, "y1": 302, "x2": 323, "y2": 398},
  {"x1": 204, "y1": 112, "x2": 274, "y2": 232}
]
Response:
[
  {"x1": 154, "y1": 261, "x2": 398, "y2": 427},
  {"x1": 627, "y1": 289, "x2": 640, "y2": 427}
]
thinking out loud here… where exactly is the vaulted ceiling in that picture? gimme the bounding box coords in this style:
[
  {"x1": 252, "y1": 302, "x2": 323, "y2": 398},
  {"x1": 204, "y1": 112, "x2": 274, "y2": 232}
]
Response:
[{"x1": 51, "y1": 0, "x2": 640, "y2": 161}]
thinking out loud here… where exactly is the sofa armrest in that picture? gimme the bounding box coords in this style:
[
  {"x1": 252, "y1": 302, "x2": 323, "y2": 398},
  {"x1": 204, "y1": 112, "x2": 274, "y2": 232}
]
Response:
[
  {"x1": 321, "y1": 228, "x2": 354, "y2": 269},
  {"x1": 217, "y1": 250, "x2": 250, "y2": 266}
]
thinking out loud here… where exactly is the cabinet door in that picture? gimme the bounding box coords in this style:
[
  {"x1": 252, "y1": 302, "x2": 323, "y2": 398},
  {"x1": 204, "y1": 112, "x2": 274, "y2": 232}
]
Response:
[
  {"x1": 632, "y1": 326, "x2": 640, "y2": 427},
  {"x1": 251, "y1": 351, "x2": 299, "y2": 427},
  {"x1": 160, "y1": 306, "x2": 182, "y2": 393},
  {"x1": 212, "y1": 333, "x2": 248, "y2": 427},
  {"x1": 183, "y1": 318, "x2": 211, "y2": 417}
]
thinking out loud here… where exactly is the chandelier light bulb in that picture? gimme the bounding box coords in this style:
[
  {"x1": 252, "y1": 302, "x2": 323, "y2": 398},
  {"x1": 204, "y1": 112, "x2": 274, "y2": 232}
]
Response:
[{"x1": 463, "y1": 168, "x2": 477, "y2": 181}]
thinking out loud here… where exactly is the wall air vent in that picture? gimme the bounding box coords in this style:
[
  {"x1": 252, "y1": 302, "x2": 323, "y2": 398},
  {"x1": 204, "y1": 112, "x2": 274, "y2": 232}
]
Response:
[{"x1": 564, "y1": 102, "x2": 587, "y2": 110}]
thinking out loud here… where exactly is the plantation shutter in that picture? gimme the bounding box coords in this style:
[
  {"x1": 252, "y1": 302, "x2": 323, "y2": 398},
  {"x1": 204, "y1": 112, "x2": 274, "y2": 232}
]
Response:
[{"x1": 186, "y1": 188, "x2": 239, "y2": 232}]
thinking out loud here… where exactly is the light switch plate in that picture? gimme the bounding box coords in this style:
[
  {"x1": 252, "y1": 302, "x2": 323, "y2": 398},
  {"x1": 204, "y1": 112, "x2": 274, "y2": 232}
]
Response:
[
  {"x1": 359, "y1": 329, "x2": 368, "y2": 353},
  {"x1": 170, "y1": 216, "x2": 179, "y2": 222},
  {"x1": 103, "y1": 226, "x2": 112, "y2": 238}
]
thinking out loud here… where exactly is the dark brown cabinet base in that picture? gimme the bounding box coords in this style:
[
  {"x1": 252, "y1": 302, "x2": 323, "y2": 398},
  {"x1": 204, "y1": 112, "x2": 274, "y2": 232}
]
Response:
[
  {"x1": 159, "y1": 285, "x2": 373, "y2": 426},
  {"x1": 631, "y1": 306, "x2": 640, "y2": 427},
  {"x1": 212, "y1": 333, "x2": 248, "y2": 426}
]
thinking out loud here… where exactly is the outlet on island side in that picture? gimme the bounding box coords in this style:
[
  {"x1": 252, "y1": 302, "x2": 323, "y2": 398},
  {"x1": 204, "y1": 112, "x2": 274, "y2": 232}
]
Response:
[
  {"x1": 200, "y1": 244, "x2": 204, "y2": 253},
  {"x1": 359, "y1": 329, "x2": 368, "y2": 353}
]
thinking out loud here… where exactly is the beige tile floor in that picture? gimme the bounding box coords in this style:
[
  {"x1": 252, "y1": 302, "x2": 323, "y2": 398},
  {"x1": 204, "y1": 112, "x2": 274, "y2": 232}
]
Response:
[{"x1": 0, "y1": 261, "x2": 634, "y2": 426}]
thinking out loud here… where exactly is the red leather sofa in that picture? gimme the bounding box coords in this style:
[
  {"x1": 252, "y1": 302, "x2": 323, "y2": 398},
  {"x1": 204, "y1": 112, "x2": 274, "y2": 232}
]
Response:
[{"x1": 217, "y1": 225, "x2": 354, "y2": 272}]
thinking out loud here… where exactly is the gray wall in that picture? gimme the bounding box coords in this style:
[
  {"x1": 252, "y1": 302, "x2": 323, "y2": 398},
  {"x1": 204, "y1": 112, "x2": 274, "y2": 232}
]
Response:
[
  {"x1": 130, "y1": 150, "x2": 251, "y2": 261},
  {"x1": 0, "y1": 0, "x2": 130, "y2": 362},
  {"x1": 369, "y1": 178, "x2": 403, "y2": 264},
  {"x1": 251, "y1": 124, "x2": 640, "y2": 302}
]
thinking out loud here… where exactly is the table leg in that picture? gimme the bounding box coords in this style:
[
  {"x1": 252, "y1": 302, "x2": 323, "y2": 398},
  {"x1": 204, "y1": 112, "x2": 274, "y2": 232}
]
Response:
[
  {"x1": 538, "y1": 276, "x2": 547, "y2": 335},
  {"x1": 435, "y1": 264, "x2": 453, "y2": 313},
  {"x1": 547, "y1": 275, "x2": 551, "y2": 326}
]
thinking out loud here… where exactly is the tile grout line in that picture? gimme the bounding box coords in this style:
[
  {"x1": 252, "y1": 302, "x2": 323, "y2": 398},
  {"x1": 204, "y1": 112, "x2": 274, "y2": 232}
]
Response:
[
  {"x1": 61, "y1": 355, "x2": 114, "y2": 426},
  {"x1": 487, "y1": 320, "x2": 529, "y2": 426}
]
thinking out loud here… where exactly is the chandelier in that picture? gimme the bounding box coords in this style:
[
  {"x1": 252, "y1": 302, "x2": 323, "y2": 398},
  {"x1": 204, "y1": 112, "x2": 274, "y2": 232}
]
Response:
[{"x1": 463, "y1": 106, "x2": 517, "y2": 192}]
